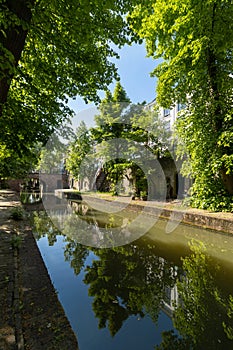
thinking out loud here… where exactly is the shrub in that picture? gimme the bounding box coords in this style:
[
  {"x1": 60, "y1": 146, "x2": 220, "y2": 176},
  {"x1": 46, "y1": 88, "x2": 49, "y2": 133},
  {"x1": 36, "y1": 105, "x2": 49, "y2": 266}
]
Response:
[{"x1": 10, "y1": 207, "x2": 24, "y2": 220}]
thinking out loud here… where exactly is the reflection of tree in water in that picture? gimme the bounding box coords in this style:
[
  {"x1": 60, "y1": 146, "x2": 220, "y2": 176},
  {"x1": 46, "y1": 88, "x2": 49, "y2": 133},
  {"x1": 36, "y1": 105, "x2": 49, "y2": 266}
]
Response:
[
  {"x1": 31, "y1": 211, "x2": 233, "y2": 347},
  {"x1": 64, "y1": 240, "x2": 89, "y2": 276},
  {"x1": 69, "y1": 201, "x2": 90, "y2": 216},
  {"x1": 155, "y1": 330, "x2": 192, "y2": 350},
  {"x1": 83, "y1": 243, "x2": 178, "y2": 336},
  {"x1": 156, "y1": 241, "x2": 233, "y2": 350},
  {"x1": 31, "y1": 210, "x2": 179, "y2": 336},
  {"x1": 31, "y1": 210, "x2": 89, "y2": 276},
  {"x1": 31, "y1": 211, "x2": 61, "y2": 246},
  {"x1": 20, "y1": 191, "x2": 41, "y2": 204},
  {"x1": 65, "y1": 201, "x2": 138, "y2": 247}
]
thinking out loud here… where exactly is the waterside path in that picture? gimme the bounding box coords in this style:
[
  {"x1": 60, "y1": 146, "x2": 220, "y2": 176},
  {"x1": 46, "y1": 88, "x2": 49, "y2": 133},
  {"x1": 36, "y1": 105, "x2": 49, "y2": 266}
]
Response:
[{"x1": 0, "y1": 190, "x2": 79, "y2": 350}]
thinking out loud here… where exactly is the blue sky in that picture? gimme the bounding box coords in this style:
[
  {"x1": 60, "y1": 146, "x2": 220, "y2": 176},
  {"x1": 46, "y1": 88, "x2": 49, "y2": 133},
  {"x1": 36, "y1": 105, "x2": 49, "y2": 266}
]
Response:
[
  {"x1": 69, "y1": 43, "x2": 159, "y2": 110},
  {"x1": 109, "y1": 43, "x2": 158, "y2": 104},
  {"x1": 68, "y1": 43, "x2": 159, "y2": 127}
]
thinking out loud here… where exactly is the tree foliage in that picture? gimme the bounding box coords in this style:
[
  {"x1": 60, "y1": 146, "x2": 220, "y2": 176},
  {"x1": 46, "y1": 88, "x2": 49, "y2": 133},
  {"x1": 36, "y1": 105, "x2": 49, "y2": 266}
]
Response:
[
  {"x1": 66, "y1": 83, "x2": 171, "y2": 196},
  {"x1": 91, "y1": 82, "x2": 133, "y2": 194},
  {"x1": 0, "y1": 0, "x2": 139, "y2": 178},
  {"x1": 66, "y1": 121, "x2": 94, "y2": 180},
  {"x1": 129, "y1": 0, "x2": 233, "y2": 211}
]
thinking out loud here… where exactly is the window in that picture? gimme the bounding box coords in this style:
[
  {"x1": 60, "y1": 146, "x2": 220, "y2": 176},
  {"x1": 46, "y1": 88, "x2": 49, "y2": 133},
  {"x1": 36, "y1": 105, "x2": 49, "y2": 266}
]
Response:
[
  {"x1": 163, "y1": 108, "x2": 170, "y2": 117},
  {"x1": 177, "y1": 102, "x2": 186, "y2": 111}
]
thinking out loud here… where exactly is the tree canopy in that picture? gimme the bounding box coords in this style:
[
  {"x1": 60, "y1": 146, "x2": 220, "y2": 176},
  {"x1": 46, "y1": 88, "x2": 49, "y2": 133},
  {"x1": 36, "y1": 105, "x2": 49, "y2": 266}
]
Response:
[
  {"x1": 0, "y1": 0, "x2": 139, "y2": 178},
  {"x1": 66, "y1": 83, "x2": 171, "y2": 196},
  {"x1": 129, "y1": 0, "x2": 233, "y2": 210},
  {"x1": 66, "y1": 121, "x2": 94, "y2": 181}
]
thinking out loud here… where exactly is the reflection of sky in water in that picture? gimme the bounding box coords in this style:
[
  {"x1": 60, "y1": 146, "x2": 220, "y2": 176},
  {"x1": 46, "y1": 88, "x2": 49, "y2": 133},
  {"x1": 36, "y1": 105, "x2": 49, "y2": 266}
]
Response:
[{"x1": 37, "y1": 235, "x2": 175, "y2": 350}]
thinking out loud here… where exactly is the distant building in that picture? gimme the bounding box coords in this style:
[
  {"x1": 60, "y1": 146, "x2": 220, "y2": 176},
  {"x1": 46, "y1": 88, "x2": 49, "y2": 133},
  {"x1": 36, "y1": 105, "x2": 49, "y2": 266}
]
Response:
[{"x1": 146, "y1": 98, "x2": 186, "y2": 130}]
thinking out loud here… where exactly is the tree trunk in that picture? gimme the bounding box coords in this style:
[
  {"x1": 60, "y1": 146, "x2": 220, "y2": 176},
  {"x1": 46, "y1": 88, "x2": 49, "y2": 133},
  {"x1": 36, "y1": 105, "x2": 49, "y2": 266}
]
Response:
[{"x1": 0, "y1": 0, "x2": 35, "y2": 116}]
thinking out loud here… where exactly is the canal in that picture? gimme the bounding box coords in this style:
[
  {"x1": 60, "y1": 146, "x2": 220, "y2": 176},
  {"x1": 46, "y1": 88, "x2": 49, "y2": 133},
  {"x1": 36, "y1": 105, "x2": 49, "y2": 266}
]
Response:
[{"x1": 30, "y1": 196, "x2": 233, "y2": 349}]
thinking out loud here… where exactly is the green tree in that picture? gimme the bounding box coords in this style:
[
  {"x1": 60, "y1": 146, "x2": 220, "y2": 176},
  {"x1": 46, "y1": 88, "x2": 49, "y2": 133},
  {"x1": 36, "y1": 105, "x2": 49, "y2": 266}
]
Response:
[
  {"x1": 91, "y1": 84, "x2": 171, "y2": 196},
  {"x1": 37, "y1": 132, "x2": 69, "y2": 174},
  {"x1": 129, "y1": 0, "x2": 233, "y2": 211},
  {"x1": 0, "y1": 0, "x2": 139, "y2": 178},
  {"x1": 66, "y1": 83, "x2": 171, "y2": 196},
  {"x1": 0, "y1": 142, "x2": 39, "y2": 178},
  {"x1": 66, "y1": 121, "x2": 94, "y2": 181},
  {"x1": 0, "y1": 0, "x2": 35, "y2": 116},
  {"x1": 91, "y1": 82, "x2": 132, "y2": 194}
]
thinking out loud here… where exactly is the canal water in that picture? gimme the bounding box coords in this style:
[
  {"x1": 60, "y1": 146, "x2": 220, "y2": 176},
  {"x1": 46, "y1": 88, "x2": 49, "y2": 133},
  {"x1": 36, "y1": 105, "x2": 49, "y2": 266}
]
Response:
[{"x1": 30, "y1": 198, "x2": 233, "y2": 349}]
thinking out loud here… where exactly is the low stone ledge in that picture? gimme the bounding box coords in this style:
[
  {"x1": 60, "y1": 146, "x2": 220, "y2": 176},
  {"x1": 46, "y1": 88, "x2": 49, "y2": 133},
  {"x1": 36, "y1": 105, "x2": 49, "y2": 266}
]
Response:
[
  {"x1": 181, "y1": 212, "x2": 233, "y2": 234},
  {"x1": 75, "y1": 194, "x2": 233, "y2": 235}
]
